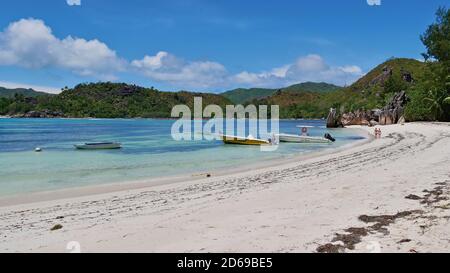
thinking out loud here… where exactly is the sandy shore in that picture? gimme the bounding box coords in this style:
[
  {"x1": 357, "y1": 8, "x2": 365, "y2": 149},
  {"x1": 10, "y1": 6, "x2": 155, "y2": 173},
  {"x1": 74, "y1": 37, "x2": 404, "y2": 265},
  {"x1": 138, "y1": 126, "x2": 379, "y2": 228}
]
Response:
[{"x1": 0, "y1": 122, "x2": 449, "y2": 253}]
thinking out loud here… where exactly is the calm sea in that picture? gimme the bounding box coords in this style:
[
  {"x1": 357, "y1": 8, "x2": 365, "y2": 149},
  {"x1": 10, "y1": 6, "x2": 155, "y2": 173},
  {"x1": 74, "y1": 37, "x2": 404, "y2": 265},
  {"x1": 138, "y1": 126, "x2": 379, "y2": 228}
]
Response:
[{"x1": 0, "y1": 118, "x2": 366, "y2": 196}]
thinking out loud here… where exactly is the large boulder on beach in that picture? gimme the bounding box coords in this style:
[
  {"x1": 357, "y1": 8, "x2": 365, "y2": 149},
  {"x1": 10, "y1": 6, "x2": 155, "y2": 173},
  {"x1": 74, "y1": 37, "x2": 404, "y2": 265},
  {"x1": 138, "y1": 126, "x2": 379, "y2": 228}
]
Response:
[
  {"x1": 341, "y1": 110, "x2": 372, "y2": 126},
  {"x1": 379, "y1": 91, "x2": 408, "y2": 125},
  {"x1": 369, "y1": 120, "x2": 379, "y2": 127},
  {"x1": 338, "y1": 91, "x2": 408, "y2": 126},
  {"x1": 379, "y1": 110, "x2": 394, "y2": 125},
  {"x1": 326, "y1": 108, "x2": 343, "y2": 128},
  {"x1": 340, "y1": 108, "x2": 382, "y2": 126}
]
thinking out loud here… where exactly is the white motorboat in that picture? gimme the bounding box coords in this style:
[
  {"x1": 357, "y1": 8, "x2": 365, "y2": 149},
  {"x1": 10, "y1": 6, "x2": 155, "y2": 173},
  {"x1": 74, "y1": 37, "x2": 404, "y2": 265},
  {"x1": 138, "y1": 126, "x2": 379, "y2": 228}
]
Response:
[
  {"x1": 277, "y1": 125, "x2": 336, "y2": 144},
  {"x1": 277, "y1": 133, "x2": 333, "y2": 144},
  {"x1": 74, "y1": 142, "x2": 122, "y2": 150}
]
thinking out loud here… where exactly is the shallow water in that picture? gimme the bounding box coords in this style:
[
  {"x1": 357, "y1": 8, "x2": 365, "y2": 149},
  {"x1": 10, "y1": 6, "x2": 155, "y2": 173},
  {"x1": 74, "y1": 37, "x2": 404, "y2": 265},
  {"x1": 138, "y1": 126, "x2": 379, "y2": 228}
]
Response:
[{"x1": 0, "y1": 118, "x2": 366, "y2": 196}]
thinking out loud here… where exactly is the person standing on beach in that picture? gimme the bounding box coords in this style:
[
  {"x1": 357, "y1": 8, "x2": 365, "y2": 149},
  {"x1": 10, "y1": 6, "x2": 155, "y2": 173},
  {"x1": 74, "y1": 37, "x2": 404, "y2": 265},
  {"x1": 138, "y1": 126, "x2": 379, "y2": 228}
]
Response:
[
  {"x1": 374, "y1": 128, "x2": 381, "y2": 138},
  {"x1": 374, "y1": 128, "x2": 382, "y2": 139}
]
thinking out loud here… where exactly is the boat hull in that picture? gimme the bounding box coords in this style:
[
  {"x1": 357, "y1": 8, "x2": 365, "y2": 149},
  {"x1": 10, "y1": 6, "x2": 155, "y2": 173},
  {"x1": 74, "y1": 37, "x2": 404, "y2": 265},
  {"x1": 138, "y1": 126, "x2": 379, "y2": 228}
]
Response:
[
  {"x1": 277, "y1": 134, "x2": 332, "y2": 144},
  {"x1": 222, "y1": 136, "x2": 269, "y2": 146},
  {"x1": 74, "y1": 142, "x2": 122, "y2": 150}
]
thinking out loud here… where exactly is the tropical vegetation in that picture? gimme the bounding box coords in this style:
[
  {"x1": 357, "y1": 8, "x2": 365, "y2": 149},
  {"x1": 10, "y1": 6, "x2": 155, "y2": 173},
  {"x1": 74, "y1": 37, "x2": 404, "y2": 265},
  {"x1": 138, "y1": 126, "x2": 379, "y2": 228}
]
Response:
[
  {"x1": 0, "y1": 82, "x2": 231, "y2": 118},
  {"x1": 0, "y1": 7, "x2": 448, "y2": 121},
  {"x1": 222, "y1": 82, "x2": 340, "y2": 104}
]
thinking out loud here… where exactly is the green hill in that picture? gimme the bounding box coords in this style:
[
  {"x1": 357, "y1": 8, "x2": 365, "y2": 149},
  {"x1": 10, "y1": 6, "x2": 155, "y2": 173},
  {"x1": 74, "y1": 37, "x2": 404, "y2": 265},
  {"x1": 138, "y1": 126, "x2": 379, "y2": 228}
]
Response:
[
  {"x1": 0, "y1": 87, "x2": 53, "y2": 98},
  {"x1": 0, "y1": 59, "x2": 435, "y2": 119},
  {"x1": 326, "y1": 58, "x2": 427, "y2": 112},
  {"x1": 221, "y1": 87, "x2": 275, "y2": 104},
  {"x1": 0, "y1": 82, "x2": 232, "y2": 118},
  {"x1": 222, "y1": 82, "x2": 341, "y2": 104},
  {"x1": 251, "y1": 58, "x2": 428, "y2": 119},
  {"x1": 283, "y1": 82, "x2": 341, "y2": 94}
]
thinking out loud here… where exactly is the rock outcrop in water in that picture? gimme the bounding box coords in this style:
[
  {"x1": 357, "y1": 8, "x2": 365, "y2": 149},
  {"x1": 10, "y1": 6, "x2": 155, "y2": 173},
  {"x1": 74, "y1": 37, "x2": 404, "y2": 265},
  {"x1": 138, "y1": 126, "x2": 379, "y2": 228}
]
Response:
[{"x1": 326, "y1": 108, "x2": 343, "y2": 128}]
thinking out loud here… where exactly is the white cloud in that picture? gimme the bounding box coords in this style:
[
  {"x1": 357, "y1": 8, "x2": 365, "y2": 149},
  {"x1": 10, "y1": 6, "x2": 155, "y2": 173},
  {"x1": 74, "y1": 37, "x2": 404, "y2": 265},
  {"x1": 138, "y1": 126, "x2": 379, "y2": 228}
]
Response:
[
  {"x1": 131, "y1": 51, "x2": 228, "y2": 89},
  {"x1": 0, "y1": 18, "x2": 364, "y2": 91},
  {"x1": 269, "y1": 65, "x2": 290, "y2": 78},
  {"x1": 292, "y1": 54, "x2": 328, "y2": 72},
  {"x1": 0, "y1": 18, "x2": 124, "y2": 80},
  {"x1": 0, "y1": 81, "x2": 60, "y2": 94},
  {"x1": 132, "y1": 52, "x2": 363, "y2": 89},
  {"x1": 339, "y1": 65, "x2": 363, "y2": 74},
  {"x1": 231, "y1": 54, "x2": 363, "y2": 88},
  {"x1": 67, "y1": 0, "x2": 81, "y2": 6}
]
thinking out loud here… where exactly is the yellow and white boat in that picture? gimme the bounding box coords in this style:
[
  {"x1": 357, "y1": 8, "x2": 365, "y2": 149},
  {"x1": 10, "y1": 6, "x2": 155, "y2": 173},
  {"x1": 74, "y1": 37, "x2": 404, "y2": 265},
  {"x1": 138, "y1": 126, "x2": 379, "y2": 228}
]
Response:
[{"x1": 221, "y1": 134, "x2": 270, "y2": 146}]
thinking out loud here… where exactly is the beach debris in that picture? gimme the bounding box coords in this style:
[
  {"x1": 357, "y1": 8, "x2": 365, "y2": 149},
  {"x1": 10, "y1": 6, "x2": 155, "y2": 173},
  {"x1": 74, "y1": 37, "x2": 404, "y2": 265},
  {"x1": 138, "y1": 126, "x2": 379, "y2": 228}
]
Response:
[
  {"x1": 435, "y1": 203, "x2": 450, "y2": 210},
  {"x1": 317, "y1": 227, "x2": 370, "y2": 253},
  {"x1": 398, "y1": 239, "x2": 412, "y2": 244},
  {"x1": 317, "y1": 210, "x2": 423, "y2": 253},
  {"x1": 420, "y1": 185, "x2": 448, "y2": 205},
  {"x1": 405, "y1": 194, "x2": 422, "y2": 200},
  {"x1": 358, "y1": 210, "x2": 423, "y2": 232},
  {"x1": 50, "y1": 224, "x2": 63, "y2": 231},
  {"x1": 332, "y1": 228, "x2": 368, "y2": 249},
  {"x1": 319, "y1": 182, "x2": 449, "y2": 253},
  {"x1": 316, "y1": 243, "x2": 345, "y2": 253}
]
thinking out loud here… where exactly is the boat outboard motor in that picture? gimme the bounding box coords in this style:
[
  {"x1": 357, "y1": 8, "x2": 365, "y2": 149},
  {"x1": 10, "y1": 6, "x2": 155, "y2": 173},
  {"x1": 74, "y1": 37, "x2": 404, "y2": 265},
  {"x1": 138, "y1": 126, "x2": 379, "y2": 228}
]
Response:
[{"x1": 324, "y1": 133, "x2": 336, "y2": 142}]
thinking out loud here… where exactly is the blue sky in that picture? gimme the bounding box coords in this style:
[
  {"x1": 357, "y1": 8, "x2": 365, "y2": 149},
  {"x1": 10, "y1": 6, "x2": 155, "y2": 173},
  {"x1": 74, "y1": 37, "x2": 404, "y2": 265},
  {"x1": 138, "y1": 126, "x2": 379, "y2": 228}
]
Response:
[{"x1": 0, "y1": 0, "x2": 447, "y2": 93}]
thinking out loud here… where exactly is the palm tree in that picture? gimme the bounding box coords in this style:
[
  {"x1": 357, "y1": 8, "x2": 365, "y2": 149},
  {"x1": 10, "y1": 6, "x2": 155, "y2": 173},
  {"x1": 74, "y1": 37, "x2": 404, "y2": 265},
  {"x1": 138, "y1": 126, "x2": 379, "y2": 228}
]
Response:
[
  {"x1": 423, "y1": 87, "x2": 447, "y2": 120},
  {"x1": 445, "y1": 76, "x2": 450, "y2": 105}
]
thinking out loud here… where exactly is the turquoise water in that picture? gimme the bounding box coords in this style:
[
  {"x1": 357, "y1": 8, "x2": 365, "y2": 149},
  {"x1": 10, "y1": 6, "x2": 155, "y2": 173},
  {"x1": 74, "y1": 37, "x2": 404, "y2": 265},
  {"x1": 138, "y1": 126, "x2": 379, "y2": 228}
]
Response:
[{"x1": 0, "y1": 118, "x2": 366, "y2": 196}]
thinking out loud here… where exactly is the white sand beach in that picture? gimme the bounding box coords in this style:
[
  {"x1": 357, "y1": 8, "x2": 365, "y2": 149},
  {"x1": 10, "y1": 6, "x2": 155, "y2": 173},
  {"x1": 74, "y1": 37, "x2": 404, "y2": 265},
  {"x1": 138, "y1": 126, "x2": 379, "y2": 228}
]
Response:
[{"x1": 0, "y1": 122, "x2": 449, "y2": 253}]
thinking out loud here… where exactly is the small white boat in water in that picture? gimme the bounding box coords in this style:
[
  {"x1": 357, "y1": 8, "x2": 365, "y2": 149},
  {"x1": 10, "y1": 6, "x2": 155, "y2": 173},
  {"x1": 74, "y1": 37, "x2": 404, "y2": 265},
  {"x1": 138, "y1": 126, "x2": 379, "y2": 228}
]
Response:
[
  {"x1": 277, "y1": 125, "x2": 335, "y2": 144},
  {"x1": 277, "y1": 133, "x2": 333, "y2": 144},
  {"x1": 74, "y1": 142, "x2": 122, "y2": 150}
]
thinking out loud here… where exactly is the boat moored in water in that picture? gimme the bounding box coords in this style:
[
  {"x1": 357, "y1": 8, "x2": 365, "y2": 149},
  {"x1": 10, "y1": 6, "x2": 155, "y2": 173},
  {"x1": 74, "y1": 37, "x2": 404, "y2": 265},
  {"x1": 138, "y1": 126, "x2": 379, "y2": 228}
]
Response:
[
  {"x1": 221, "y1": 135, "x2": 270, "y2": 146},
  {"x1": 74, "y1": 142, "x2": 122, "y2": 150},
  {"x1": 277, "y1": 133, "x2": 333, "y2": 144},
  {"x1": 277, "y1": 125, "x2": 336, "y2": 144}
]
